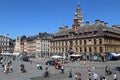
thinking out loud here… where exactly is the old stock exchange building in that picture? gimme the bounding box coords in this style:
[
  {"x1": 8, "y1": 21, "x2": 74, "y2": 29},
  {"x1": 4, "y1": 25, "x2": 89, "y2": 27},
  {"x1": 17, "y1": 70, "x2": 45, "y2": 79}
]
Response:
[{"x1": 50, "y1": 4, "x2": 120, "y2": 60}]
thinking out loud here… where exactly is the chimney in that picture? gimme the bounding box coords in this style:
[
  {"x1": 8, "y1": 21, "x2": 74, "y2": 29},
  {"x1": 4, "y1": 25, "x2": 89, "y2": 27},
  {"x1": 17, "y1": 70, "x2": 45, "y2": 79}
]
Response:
[
  {"x1": 100, "y1": 21, "x2": 104, "y2": 26},
  {"x1": 59, "y1": 27, "x2": 65, "y2": 31},
  {"x1": 85, "y1": 21, "x2": 89, "y2": 26},
  {"x1": 95, "y1": 19, "x2": 100, "y2": 24},
  {"x1": 104, "y1": 22, "x2": 108, "y2": 26},
  {"x1": 64, "y1": 26, "x2": 68, "y2": 29}
]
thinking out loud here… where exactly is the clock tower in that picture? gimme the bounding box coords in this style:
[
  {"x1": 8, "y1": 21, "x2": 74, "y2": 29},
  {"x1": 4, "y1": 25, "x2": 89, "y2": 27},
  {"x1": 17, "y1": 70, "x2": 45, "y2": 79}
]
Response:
[{"x1": 72, "y1": 3, "x2": 84, "y2": 30}]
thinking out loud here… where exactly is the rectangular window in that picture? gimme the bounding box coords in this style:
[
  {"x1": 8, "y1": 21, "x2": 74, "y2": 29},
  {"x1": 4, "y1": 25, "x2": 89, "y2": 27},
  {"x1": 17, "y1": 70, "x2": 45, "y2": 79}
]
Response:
[
  {"x1": 89, "y1": 47, "x2": 91, "y2": 52},
  {"x1": 84, "y1": 47, "x2": 87, "y2": 52},
  {"x1": 69, "y1": 41, "x2": 73, "y2": 47},
  {"x1": 80, "y1": 40, "x2": 82, "y2": 45},
  {"x1": 84, "y1": 40, "x2": 86, "y2": 45},
  {"x1": 80, "y1": 47, "x2": 82, "y2": 52},
  {"x1": 62, "y1": 42, "x2": 64, "y2": 46},
  {"x1": 66, "y1": 48, "x2": 67, "y2": 52},
  {"x1": 62, "y1": 48, "x2": 64, "y2": 52},
  {"x1": 99, "y1": 39, "x2": 102, "y2": 45},
  {"x1": 76, "y1": 40, "x2": 77, "y2": 45},
  {"x1": 100, "y1": 47, "x2": 102, "y2": 52},
  {"x1": 94, "y1": 39, "x2": 96, "y2": 45},
  {"x1": 94, "y1": 47, "x2": 97, "y2": 52},
  {"x1": 76, "y1": 47, "x2": 78, "y2": 52},
  {"x1": 65, "y1": 41, "x2": 67, "y2": 46}
]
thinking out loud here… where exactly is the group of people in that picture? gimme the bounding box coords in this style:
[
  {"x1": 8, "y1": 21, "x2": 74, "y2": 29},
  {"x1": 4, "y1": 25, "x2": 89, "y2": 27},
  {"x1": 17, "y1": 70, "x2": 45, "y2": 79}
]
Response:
[
  {"x1": 0, "y1": 56, "x2": 119, "y2": 80},
  {"x1": 0, "y1": 58, "x2": 13, "y2": 74},
  {"x1": 75, "y1": 72, "x2": 82, "y2": 80}
]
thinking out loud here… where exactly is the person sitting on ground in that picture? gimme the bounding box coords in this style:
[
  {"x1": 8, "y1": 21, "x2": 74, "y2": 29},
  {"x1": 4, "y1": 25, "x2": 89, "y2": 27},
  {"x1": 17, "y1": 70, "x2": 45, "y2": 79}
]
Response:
[{"x1": 20, "y1": 64, "x2": 26, "y2": 73}]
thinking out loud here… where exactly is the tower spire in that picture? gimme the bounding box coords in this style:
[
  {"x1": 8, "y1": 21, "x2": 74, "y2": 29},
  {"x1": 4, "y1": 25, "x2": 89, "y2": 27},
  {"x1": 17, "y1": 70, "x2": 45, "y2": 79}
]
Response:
[
  {"x1": 72, "y1": 1, "x2": 84, "y2": 30},
  {"x1": 75, "y1": 2, "x2": 84, "y2": 24}
]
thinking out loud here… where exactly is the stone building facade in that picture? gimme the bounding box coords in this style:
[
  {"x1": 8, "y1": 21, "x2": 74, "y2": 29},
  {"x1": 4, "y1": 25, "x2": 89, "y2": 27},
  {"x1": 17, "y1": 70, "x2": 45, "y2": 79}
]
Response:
[
  {"x1": 14, "y1": 32, "x2": 53, "y2": 57},
  {"x1": 36, "y1": 38, "x2": 51, "y2": 57},
  {"x1": 50, "y1": 4, "x2": 120, "y2": 57},
  {"x1": 0, "y1": 34, "x2": 10, "y2": 53}
]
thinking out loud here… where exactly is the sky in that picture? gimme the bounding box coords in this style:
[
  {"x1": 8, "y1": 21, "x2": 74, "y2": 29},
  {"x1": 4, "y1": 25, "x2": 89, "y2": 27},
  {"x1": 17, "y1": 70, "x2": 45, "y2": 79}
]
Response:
[{"x1": 0, "y1": 0, "x2": 120, "y2": 39}]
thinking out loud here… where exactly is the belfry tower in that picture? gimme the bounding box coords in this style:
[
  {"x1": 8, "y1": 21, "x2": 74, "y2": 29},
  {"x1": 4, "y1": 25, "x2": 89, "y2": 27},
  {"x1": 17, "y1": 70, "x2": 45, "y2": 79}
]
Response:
[{"x1": 72, "y1": 3, "x2": 84, "y2": 30}]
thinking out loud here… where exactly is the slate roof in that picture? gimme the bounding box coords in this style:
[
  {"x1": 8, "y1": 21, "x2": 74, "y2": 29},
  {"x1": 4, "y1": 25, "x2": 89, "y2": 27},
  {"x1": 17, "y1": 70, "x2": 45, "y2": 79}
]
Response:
[
  {"x1": 54, "y1": 28, "x2": 74, "y2": 36},
  {"x1": 53, "y1": 21, "x2": 120, "y2": 38}
]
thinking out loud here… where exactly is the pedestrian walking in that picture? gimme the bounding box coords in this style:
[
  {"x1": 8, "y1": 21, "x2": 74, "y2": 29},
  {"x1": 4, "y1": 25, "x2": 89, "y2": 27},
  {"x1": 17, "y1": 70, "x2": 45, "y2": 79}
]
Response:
[
  {"x1": 44, "y1": 67, "x2": 49, "y2": 77},
  {"x1": 30, "y1": 59, "x2": 32, "y2": 64},
  {"x1": 60, "y1": 65, "x2": 64, "y2": 74},
  {"x1": 1, "y1": 64, "x2": 4, "y2": 71},
  {"x1": 113, "y1": 73, "x2": 117, "y2": 80},
  {"x1": 37, "y1": 63, "x2": 40, "y2": 70},
  {"x1": 93, "y1": 72, "x2": 98, "y2": 80},
  {"x1": 75, "y1": 72, "x2": 78, "y2": 80},
  {"x1": 88, "y1": 69, "x2": 92, "y2": 80},
  {"x1": 3, "y1": 64, "x2": 9, "y2": 74},
  {"x1": 105, "y1": 66, "x2": 108, "y2": 75},
  {"x1": 100, "y1": 75, "x2": 103, "y2": 80},
  {"x1": 37, "y1": 63, "x2": 42, "y2": 70},
  {"x1": 69, "y1": 69, "x2": 72, "y2": 78},
  {"x1": 77, "y1": 72, "x2": 82, "y2": 80},
  {"x1": 92, "y1": 65, "x2": 95, "y2": 74}
]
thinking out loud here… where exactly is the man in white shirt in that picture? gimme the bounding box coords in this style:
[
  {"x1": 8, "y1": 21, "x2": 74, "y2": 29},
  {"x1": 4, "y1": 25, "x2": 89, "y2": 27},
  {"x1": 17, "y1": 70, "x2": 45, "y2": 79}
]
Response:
[{"x1": 93, "y1": 72, "x2": 98, "y2": 80}]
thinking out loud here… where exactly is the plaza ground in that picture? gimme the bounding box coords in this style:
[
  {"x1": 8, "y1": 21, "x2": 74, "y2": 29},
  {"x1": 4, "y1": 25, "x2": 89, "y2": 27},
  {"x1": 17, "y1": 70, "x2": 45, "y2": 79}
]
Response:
[{"x1": 0, "y1": 58, "x2": 120, "y2": 80}]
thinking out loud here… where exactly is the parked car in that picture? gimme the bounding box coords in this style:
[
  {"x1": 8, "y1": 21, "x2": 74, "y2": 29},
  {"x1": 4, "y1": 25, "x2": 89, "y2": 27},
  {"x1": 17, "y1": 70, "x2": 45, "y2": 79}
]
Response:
[
  {"x1": 45, "y1": 60, "x2": 55, "y2": 66},
  {"x1": 20, "y1": 55, "x2": 30, "y2": 62}
]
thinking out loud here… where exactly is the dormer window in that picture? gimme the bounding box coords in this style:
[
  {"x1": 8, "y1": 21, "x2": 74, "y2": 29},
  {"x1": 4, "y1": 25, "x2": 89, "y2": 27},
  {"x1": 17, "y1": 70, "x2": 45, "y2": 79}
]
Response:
[
  {"x1": 84, "y1": 32, "x2": 87, "y2": 36},
  {"x1": 94, "y1": 31, "x2": 98, "y2": 34}
]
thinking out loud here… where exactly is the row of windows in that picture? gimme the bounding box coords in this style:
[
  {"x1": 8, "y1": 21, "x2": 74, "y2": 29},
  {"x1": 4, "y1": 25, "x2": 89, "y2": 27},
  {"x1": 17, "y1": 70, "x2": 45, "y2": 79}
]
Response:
[
  {"x1": 0, "y1": 38, "x2": 9, "y2": 41},
  {"x1": 76, "y1": 47, "x2": 103, "y2": 53},
  {"x1": 36, "y1": 40, "x2": 50, "y2": 43},
  {"x1": 0, "y1": 43, "x2": 9, "y2": 46},
  {"x1": 36, "y1": 43, "x2": 50, "y2": 46},
  {"x1": 52, "y1": 39, "x2": 103, "y2": 46},
  {"x1": 54, "y1": 31, "x2": 98, "y2": 39},
  {"x1": 52, "y1": 47, "x2": 103, "y2": 53}
]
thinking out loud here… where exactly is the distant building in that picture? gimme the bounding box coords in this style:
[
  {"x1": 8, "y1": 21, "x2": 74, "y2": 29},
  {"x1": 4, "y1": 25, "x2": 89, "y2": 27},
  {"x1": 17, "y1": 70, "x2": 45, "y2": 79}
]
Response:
[
  {"x1": 14, "y1": 36, "x2": 27, "y2": 53},
  {"x1": 112, "y1": 25, "x2": 120, "y2": 29},
  {"x1": 24, "y1": 40, "x2": 36, "y2": 54},
  {"x1": 36, "y1": 38, "x2": 51, "y2": 57},
  {"x1": 14, "y1": 37, "x2": 21, "y2": 53},
  {"x1": 50, "y1": 3, "x2": 120, "y2": 57},
  {"x1": 14, "y1": 32, "x2": 53, "y2": 57},
  {"x1": 0, "y1": 34, "x2": 12, "y2": 53}
]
